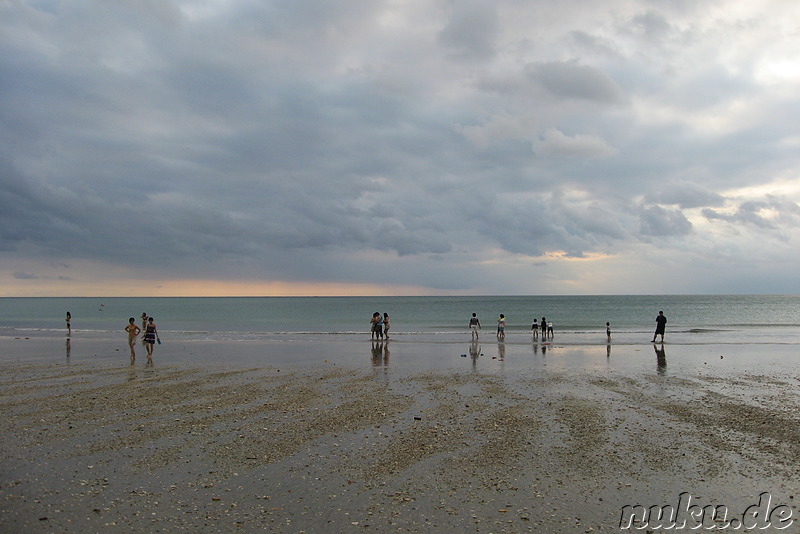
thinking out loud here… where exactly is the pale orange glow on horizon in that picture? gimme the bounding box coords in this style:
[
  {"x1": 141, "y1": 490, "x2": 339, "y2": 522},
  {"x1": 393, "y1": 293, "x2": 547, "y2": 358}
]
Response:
[
  {"x1": 1, "y1": 277, "x2": 446, "y2": 298},
  {"x1": 148, "y1": 279, "x2": 444, "y2": 297}
]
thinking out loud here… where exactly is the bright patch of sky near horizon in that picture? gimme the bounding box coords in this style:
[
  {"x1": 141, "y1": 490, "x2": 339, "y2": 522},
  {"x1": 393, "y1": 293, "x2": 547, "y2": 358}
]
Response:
[{"x1": 2, "y1": 0, "x2": 799, "y2": 296}]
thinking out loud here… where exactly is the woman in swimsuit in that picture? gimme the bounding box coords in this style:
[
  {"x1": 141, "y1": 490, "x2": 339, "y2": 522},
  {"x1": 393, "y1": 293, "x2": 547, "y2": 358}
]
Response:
[
  {"x1": 143, "y1": 317, "x2": 158, "y2": 363},
  {"x1": 125, "y1": 317, "x2": 141, "y2": 363}
]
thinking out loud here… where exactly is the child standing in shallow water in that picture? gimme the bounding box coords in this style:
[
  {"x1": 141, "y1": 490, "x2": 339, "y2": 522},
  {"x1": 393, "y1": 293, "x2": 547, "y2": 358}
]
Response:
[
  {"x1": 125, "y1": 317, "x2": 141, "y2": 363},
  {"x1": 469, "y1": 313, "x2": 481, "y2": 340},
  {"x1": 497, "y1": 314, "x2": 506, "y2": 340}
]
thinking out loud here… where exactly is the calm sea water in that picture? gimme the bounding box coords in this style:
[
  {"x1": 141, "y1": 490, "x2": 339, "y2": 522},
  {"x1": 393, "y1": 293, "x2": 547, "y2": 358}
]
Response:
[{"x1": 2, "y1": 295, "x2": 800, "y2": 346}]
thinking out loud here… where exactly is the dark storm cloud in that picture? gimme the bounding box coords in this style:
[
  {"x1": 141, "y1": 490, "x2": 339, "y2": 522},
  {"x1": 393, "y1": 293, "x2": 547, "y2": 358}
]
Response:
[
  {"x1": 2, "y1": 0, "x2": 800, "y2": 294},
  {"x1": 471, "y1": 188, "x2": 631, "y2": 258}
]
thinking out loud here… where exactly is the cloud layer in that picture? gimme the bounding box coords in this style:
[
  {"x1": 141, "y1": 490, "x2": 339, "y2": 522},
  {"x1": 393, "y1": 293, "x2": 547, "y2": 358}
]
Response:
[{"x1": 2, "y1": 0, "x2": 800, "y2": 295}]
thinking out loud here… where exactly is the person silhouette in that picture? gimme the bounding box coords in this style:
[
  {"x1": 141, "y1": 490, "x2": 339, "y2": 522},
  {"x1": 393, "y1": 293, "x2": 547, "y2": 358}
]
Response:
[{"x1": 652, "y1": 311, "x2": 667, "y2": 342}]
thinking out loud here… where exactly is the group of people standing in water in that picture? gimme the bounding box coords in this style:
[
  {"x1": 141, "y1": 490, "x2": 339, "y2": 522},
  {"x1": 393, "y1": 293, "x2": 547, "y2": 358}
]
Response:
[
  {"x1": 469, "y1": 313, "x2": 555, "y2": 341},
  {"x1": 467, "y1": 311, "x2": 666, "y2": 343},
  {"x1": 530, "y1": 317, "x2": 555, "y2": 340},
  {"x1": 65, "y1": 310, "x2": 160, "y2": 365},
  {"x1": 124, "y1": 312, "x2": 159, "y2": 364},
  {"x1": 370, "y1": 312, "x2": 390, "y2": 340}
]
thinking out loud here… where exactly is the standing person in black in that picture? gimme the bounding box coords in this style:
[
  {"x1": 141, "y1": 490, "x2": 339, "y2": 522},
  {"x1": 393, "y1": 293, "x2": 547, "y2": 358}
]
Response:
[
  {"x1": 541, "y1": 317, "x2": 547, "y2": 339},
  {"x1": 143, "y1": 317, "x2": 159, "y2": 364},
  {"x1": 652, "y1": 311, "x2": 667, "y2": 342},
  {"x1": 140, "y1": 312, "x2": 148, "y2": 345}
]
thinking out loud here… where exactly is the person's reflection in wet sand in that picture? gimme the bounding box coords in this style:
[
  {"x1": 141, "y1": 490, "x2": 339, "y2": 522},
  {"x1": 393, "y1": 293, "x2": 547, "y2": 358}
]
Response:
[
  {"x1": 370, "y1": 340, "x2": 389, "y2": 383},
  {"x1": 655, "y1": 343, "x2": 667, "y2": 375},
  {"x1": 496, "y1": 341, "x2": 506, "y2": 362},
  {"x1": 532, "y1": 340, "x2": 539, "y2": 355},
  {"x1": 371, "y1": 340, "x2": 384, "y2": 366},
  {"x1": 65, "y1": 337, "x2": 71, "y2": 361},
  {"x1": 606, "y1": 342, "x2": 611, "y2": 358},
  {"x1": 541, "y1": 344, "x2": 547, "y2": 356},
  {"x1": 469, "y1": 340, "x2": 481, "y2": 370}
]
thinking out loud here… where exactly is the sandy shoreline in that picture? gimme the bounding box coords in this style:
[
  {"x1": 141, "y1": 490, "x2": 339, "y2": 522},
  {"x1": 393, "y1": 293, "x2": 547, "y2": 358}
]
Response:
[{"x1": 2, "y1": 340, "x2": 800, "y2": 532}]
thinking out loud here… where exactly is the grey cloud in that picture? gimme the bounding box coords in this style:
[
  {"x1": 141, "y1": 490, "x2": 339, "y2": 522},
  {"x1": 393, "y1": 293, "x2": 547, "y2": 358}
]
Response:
[
  {"x1": 703, "y1": 196, "x2": 800, "y2": 230},
  {"x1": 618, "y1": 7, "x2": 699, "y2": 52},
  {"x1": 569, "y1": 31, "x2": 622, "y2": 60},
  {"x1": 526, "y1": 61, "x2": 626, "y2": 104},
  {"x1": 534, "y1": 129, "x2": 617, "y2": 158},
  {"x1": 639, "y1": 206, "x2": 692, "y2": 236},
  {"x1": 701, "y1": 209, "x2": 734, "y2": 224},
  {"x1": 374, "y1": 224, "x2": 451, "y2": 256},
  {"x1": 438, "y1": 0, "x2": 499, "y2": 60},
  {"x1": 628, "y1": 11, "x2": 673, "y2": 44},
  {"x1": 473, "y1": 189, "x2": 631, "y2": 258},
  {"x1": 647, "y1": 183, "x2": 725, "y2": 209},
  {"x1": 3, "y1": 1, "x2": 800, "y2": 294},
  {"x1": 0, "y1": 161, "x2": 74, "y2": 250},
  {"x1": 12, "y1": 272, "x2": 71, "y2": 281}
]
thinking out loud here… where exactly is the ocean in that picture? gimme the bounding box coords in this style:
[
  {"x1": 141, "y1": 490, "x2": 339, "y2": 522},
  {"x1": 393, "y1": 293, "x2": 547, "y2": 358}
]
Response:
[{"x1": 2, "y1": 295, "x2": 800, "y2": 346}]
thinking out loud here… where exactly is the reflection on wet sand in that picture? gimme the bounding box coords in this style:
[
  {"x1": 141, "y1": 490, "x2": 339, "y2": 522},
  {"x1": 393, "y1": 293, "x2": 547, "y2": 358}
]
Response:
[
  {"x1": 469, "y1": 341, "x2": 481, "y2": 370},
  {"x1": 371, "y1": 341, "x2": 389, "y2": 367},
  {"x1": 495, "y1": 341, "x2": 505, "y2": 362},
  {"x1": 654, "y1": 343, "x2": 667, "y2": 375}
]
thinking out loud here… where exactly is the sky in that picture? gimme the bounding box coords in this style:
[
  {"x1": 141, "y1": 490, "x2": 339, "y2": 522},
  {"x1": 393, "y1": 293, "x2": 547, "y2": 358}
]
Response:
[{"x1": 2, "y1": 0, "x2": 800, "y2": 297}]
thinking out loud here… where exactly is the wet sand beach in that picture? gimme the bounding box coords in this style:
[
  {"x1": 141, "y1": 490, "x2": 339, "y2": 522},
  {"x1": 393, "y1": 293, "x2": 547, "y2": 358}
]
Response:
[{"x1": 2, "y1": 337, "x2": 800, "y2": 532}]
